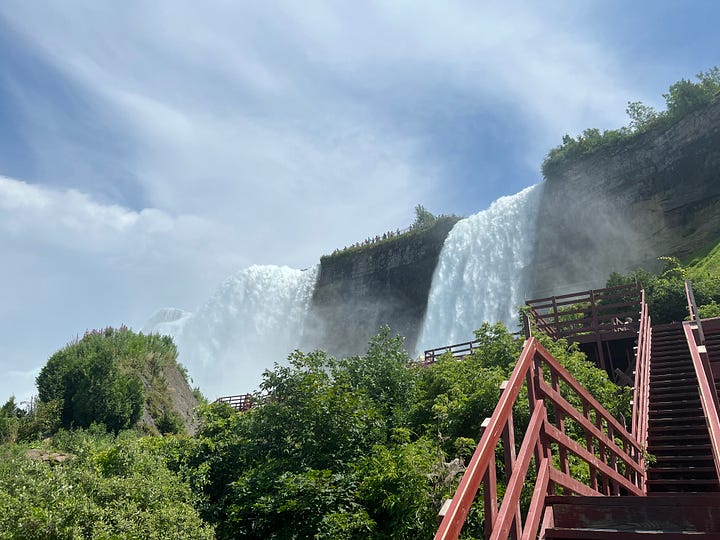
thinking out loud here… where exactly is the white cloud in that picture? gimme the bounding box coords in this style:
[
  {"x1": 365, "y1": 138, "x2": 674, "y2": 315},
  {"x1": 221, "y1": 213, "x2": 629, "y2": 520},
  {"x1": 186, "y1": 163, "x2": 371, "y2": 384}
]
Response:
[
  {"x1": 0, "y1": 175, "x2": 248, "y2": 401},
  {"x1": 0, "y1": 1, "x2": 703, "y2": 401}
]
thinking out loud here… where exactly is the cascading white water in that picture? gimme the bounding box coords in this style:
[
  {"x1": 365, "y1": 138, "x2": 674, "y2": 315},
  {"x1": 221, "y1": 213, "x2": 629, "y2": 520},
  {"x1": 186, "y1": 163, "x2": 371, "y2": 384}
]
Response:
[
  {"x1": 416, "y1": 184, "x2": 542, "y2": 353},
  {"x1": 145, "y1": 265, "x2": 318, "y2": 399}
]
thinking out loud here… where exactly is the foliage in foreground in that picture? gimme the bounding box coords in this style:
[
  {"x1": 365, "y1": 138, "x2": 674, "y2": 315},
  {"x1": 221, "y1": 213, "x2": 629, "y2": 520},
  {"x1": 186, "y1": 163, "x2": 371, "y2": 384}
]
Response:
[
  {"x1": 0, "y1": 322, "x2": 628, "y2": 539},
  {"x1": 0, "y1": 428, "x2": 213, "y2": 540},
  {"x1": 167, "y1": 324, "x2": 627, "y2": 540}
]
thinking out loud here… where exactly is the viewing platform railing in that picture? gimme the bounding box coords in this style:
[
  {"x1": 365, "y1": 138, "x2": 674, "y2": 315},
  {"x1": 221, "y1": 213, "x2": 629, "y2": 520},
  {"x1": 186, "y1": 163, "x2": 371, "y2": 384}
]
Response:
[
  {"x1": 215, "y1": 393, "x2": 254, "y2": 412},
  {"x1": 525, "y1": 283, "x2": 641, "y2": 344},
  {"x1": 630, "y1": 289, "x2": 651, "y2": 477}
]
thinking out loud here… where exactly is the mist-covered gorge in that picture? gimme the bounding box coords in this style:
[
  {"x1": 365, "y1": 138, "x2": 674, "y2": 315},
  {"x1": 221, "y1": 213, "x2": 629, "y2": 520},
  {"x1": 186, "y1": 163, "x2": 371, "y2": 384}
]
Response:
[
  {"x1": 145, "y1": 265, "x2": 318, "y2": 399},
  {"x1": 146, "y1": 97, "x2": 720, "y2": 398}
]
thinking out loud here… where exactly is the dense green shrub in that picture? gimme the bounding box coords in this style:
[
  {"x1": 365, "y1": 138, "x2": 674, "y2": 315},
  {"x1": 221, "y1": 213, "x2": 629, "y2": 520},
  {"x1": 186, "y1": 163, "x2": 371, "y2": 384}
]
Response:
[
  {"x1": 37, "y1": 331, "x2": 144, "y2": 433},
  {"x1": 34, "y1": 327, "x2": 187, "y2": 436},
  {"x1": 0, "y1": 434, "x2": 213, "y2": 539},
  {"x1": 607, "y1": 254, "x2": 720, "y2": 324}
]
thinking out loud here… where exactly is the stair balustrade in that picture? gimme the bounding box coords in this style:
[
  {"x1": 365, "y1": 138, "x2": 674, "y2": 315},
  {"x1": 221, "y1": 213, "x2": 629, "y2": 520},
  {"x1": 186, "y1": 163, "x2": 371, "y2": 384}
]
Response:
[
  {"x1": 683, "y1": 280, "x2": 720, "y2": 484},
  {"x1": 435, "y1": 337, "x2": 645, "y2": 540}
]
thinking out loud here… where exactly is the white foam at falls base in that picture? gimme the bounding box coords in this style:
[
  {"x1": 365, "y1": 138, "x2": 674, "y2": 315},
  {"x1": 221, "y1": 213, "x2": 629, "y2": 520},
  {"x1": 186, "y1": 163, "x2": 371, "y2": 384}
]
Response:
[
  {"x1": 144, "y1": 265, "x2": 318, "y2": 399},
  {"x1": 416, "y1": 184, "x2": 542, "y2": 354}
]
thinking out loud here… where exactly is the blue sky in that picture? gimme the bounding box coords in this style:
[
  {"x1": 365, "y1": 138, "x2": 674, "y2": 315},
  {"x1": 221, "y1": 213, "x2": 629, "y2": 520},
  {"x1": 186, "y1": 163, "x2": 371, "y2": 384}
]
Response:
[{"x1": 1, "y1": 1, "x2": 718, "y2": 402}]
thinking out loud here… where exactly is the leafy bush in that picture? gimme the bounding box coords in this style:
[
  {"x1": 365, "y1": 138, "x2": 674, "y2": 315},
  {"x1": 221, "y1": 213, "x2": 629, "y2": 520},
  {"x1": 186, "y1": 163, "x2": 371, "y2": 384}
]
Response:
[
  {"x1": 37, "y1": 332, "x2": 144, "y2": 433},
  {"x1": 35, "y1": 327, "x2": 187, "y2": 435},
  {"x1": 607, "y1": 253, "x2": 720, "y2": 324},
  {"x1": 0, "y1": 435, "x2": 214, "y2": 539}
]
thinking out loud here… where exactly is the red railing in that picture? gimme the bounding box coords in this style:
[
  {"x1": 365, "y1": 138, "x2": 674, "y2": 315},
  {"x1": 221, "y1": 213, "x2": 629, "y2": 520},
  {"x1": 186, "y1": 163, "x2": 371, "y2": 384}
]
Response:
[
  {"x1": 424, "y1": 339, "x2": 483, "y2": 365},
  {"x1": 526, "y1": 284, "x2": 641, "y2": 344},
  {"x1": 215, "y1": 393, "x2": 254, "y2": 412},
  {"x1": 683, "y1": 280, "x2": 720, "y2": 482},
  {"x1": 630, "y1": 289, "x2": 651, "y2": 482},
  {"x1": 435, "y1": 337, "x2": 645, "y2": 540}
]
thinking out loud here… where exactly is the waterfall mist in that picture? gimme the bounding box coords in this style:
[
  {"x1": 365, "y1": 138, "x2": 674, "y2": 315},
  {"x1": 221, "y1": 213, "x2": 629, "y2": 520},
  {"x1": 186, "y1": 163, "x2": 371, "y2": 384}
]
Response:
[
  {"x1": 145, "y1": 265, "x2": 318, "y2": 399},
  {"x1": 416, "y1": 184, "x2": 543, "y2": 354}
]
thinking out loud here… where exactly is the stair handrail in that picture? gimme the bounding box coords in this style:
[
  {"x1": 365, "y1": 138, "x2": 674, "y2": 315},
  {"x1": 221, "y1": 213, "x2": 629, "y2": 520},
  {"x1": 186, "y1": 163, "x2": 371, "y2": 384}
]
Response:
[
  {"x1": 682, "y1": 322, "x2": 720, "y2": 484},
  {"x1": 685, "y1": 279, "x2": 706, "y2": 345},
  {"x1": 683, "y1": 280, "x2": 720, "y2": 483},
  {"x1": 631, "y1": 289, "x2": 651, "y2": 473},
  {"x1": 435, "y1": 337, "x2": 645, "y2": 540}
]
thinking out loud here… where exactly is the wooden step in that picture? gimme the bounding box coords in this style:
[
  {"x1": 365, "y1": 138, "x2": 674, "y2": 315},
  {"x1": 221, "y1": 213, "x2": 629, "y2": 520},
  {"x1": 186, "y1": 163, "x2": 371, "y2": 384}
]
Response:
[
  {"x1": 650, "y1": 388, "x2": 699, "y2": 401},
  {"x1": 651, "y1": 378, "x2": 698, "y2": 387},
  {"x1": 648, "y1": 430, "x2": 710, "y2": 440},
  {"x1": 648, "y1": 468, "x2": 717, "y2": 478},
  {"x1": 545, "y1": 528, "x2": 720, "y2": 539},
  {"x1": 651, "y1": 399, "x2": 702, "y2": 409},
  {"x1": 547, "y1": 494, "x2": 720, "y2": 536},
  {"x1": 652, "y1": 364, "x2": 695, "y2": 373},
  {"x1": 646, "y1": 478, "x2": 719, "y2": 486},
  {"x1": 649, "y1": 444, "x2": 712, "y2": 455},
  {"x1": 653, "y1": 454, "x2": 715, "y2": 463},
  {"x1": 648, "y1": 425, "x2": 708, "y2": 435},
  {"x1": 650, "y1": 354, "x2": 691, "y2": 361},
  {"x1": 650, "y1": 416, "x2": 706, "y2": 425}
]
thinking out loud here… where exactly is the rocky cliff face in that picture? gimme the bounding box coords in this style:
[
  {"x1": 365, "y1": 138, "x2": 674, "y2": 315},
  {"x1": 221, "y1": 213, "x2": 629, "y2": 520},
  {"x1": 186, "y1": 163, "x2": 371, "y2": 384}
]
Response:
[
  {"x1": 300, "y1": 100, "x2": 720, "y2": 356},
  {"x1": 303, "y1": 218, "x2": 458, "y2": 358},
  {"x1": 530, "y1": 99, "x2": 720, "y2": 297}
]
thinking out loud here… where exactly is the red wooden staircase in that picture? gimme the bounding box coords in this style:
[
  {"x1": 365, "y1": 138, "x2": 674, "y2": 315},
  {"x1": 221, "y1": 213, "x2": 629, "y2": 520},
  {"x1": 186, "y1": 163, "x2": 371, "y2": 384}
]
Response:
[
  {"x1": 646, "y1": 323, "x2": 719, "y2": 493},
  {"x1": 433, "y1": 283, "x2": 720, "y2": 540}
]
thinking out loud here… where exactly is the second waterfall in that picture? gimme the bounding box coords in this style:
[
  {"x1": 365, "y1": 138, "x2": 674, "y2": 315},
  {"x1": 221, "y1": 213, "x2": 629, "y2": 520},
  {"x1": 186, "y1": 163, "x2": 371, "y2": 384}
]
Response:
[{"x1": 416, "y1": 184, "x2": 543, "y2": 353}]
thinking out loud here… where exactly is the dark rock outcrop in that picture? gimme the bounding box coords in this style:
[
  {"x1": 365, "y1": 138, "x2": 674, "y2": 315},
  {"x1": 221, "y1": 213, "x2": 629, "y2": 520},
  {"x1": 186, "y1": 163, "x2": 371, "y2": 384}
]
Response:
[
  {"x1": 530, "y1": 99, "x2": 720, "y2": 297},
  {"x1": 303, "y1": 218, "x2": 459, "y2": 358}
]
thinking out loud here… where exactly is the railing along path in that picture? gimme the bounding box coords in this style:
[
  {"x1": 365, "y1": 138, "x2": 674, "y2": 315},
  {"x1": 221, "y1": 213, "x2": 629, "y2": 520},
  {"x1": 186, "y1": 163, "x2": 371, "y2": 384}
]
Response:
[
  {"x1": 526, "y1": 284, "x2": 640, "y2": 343},
  {"x1": 683, "y1": 280, "x2": 720, "y2": 482},
  {"x1": 215, "y1": 393, "x2": 254, "y2": 412},
  {"x1": 630, "y1": 289, "x2": 651, "y2": 479},
  {"x1": 435, "y1": 336, "x2": 646, "y2": 540}
]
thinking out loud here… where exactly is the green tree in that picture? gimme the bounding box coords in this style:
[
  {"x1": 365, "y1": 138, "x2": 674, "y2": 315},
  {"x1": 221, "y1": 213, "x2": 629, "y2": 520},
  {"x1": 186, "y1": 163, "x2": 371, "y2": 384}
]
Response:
[
  {"x1": 0, "y1": 397, "x2": 24, "y2": 444},
  {"x1": 625, "y1": 101, "x2": 659, "y2": 133},
  {"x1": 543, "y1": 67, "x2": 719, "y2": 178},
  {"x1": 37, "y1": 334, "x2": 143, "y2": 433},
  {"x1": 413, "y1": 204, "x2": 437, "y2": 229},
  {"x1": 664, "y1": 68, "x2": 720, "y2": 119}
]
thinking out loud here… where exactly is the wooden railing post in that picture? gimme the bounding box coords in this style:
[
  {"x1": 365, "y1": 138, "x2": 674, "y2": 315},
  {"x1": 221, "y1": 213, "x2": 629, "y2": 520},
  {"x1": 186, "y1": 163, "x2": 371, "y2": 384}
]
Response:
[
  {"x1": 551, "y1": 371, "x2": 569, "y2": 489},
  {"x1": 500, "y1": 382, "x2": 522, "y2": 540},
  {"x1": 583, "y1": 401, "x2": 599, "y2": 492},
  {"x1": 479, "y1": 418, "x2": 498, "y2": 540}
]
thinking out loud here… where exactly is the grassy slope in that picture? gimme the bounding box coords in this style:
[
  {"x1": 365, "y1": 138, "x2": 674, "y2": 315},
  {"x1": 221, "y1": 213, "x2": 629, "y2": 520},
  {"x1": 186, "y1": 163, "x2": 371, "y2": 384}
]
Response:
[{"x1": 687, "y1": 239, "x2": 720, "y2": 277}]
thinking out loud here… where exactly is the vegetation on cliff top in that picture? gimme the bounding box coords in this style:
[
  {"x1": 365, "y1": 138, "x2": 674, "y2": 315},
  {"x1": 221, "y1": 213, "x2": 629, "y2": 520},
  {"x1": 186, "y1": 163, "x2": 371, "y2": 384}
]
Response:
[
  {"x1": 542, "y1": 67, "x2": 720, "y2": 178},
  {"x1": 321, "y1": 205, "x2": 461, "y2": 262}
]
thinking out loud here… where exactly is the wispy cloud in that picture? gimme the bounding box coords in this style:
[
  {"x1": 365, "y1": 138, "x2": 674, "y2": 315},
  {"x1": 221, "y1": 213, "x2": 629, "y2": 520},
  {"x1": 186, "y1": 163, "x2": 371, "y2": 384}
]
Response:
[{"x1": 0, "y1": 1, "x2": 714, "y2": 399}]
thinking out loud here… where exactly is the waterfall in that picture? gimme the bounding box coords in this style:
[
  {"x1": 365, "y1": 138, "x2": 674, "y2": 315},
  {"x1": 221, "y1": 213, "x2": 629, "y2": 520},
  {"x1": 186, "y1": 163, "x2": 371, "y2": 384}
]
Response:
[
  {"x1": 416, "y1": 184, "x2": 542, "y2": 354},
  {"x1": 145, "y1": 265, "x2": 318, "y2": 399}
]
